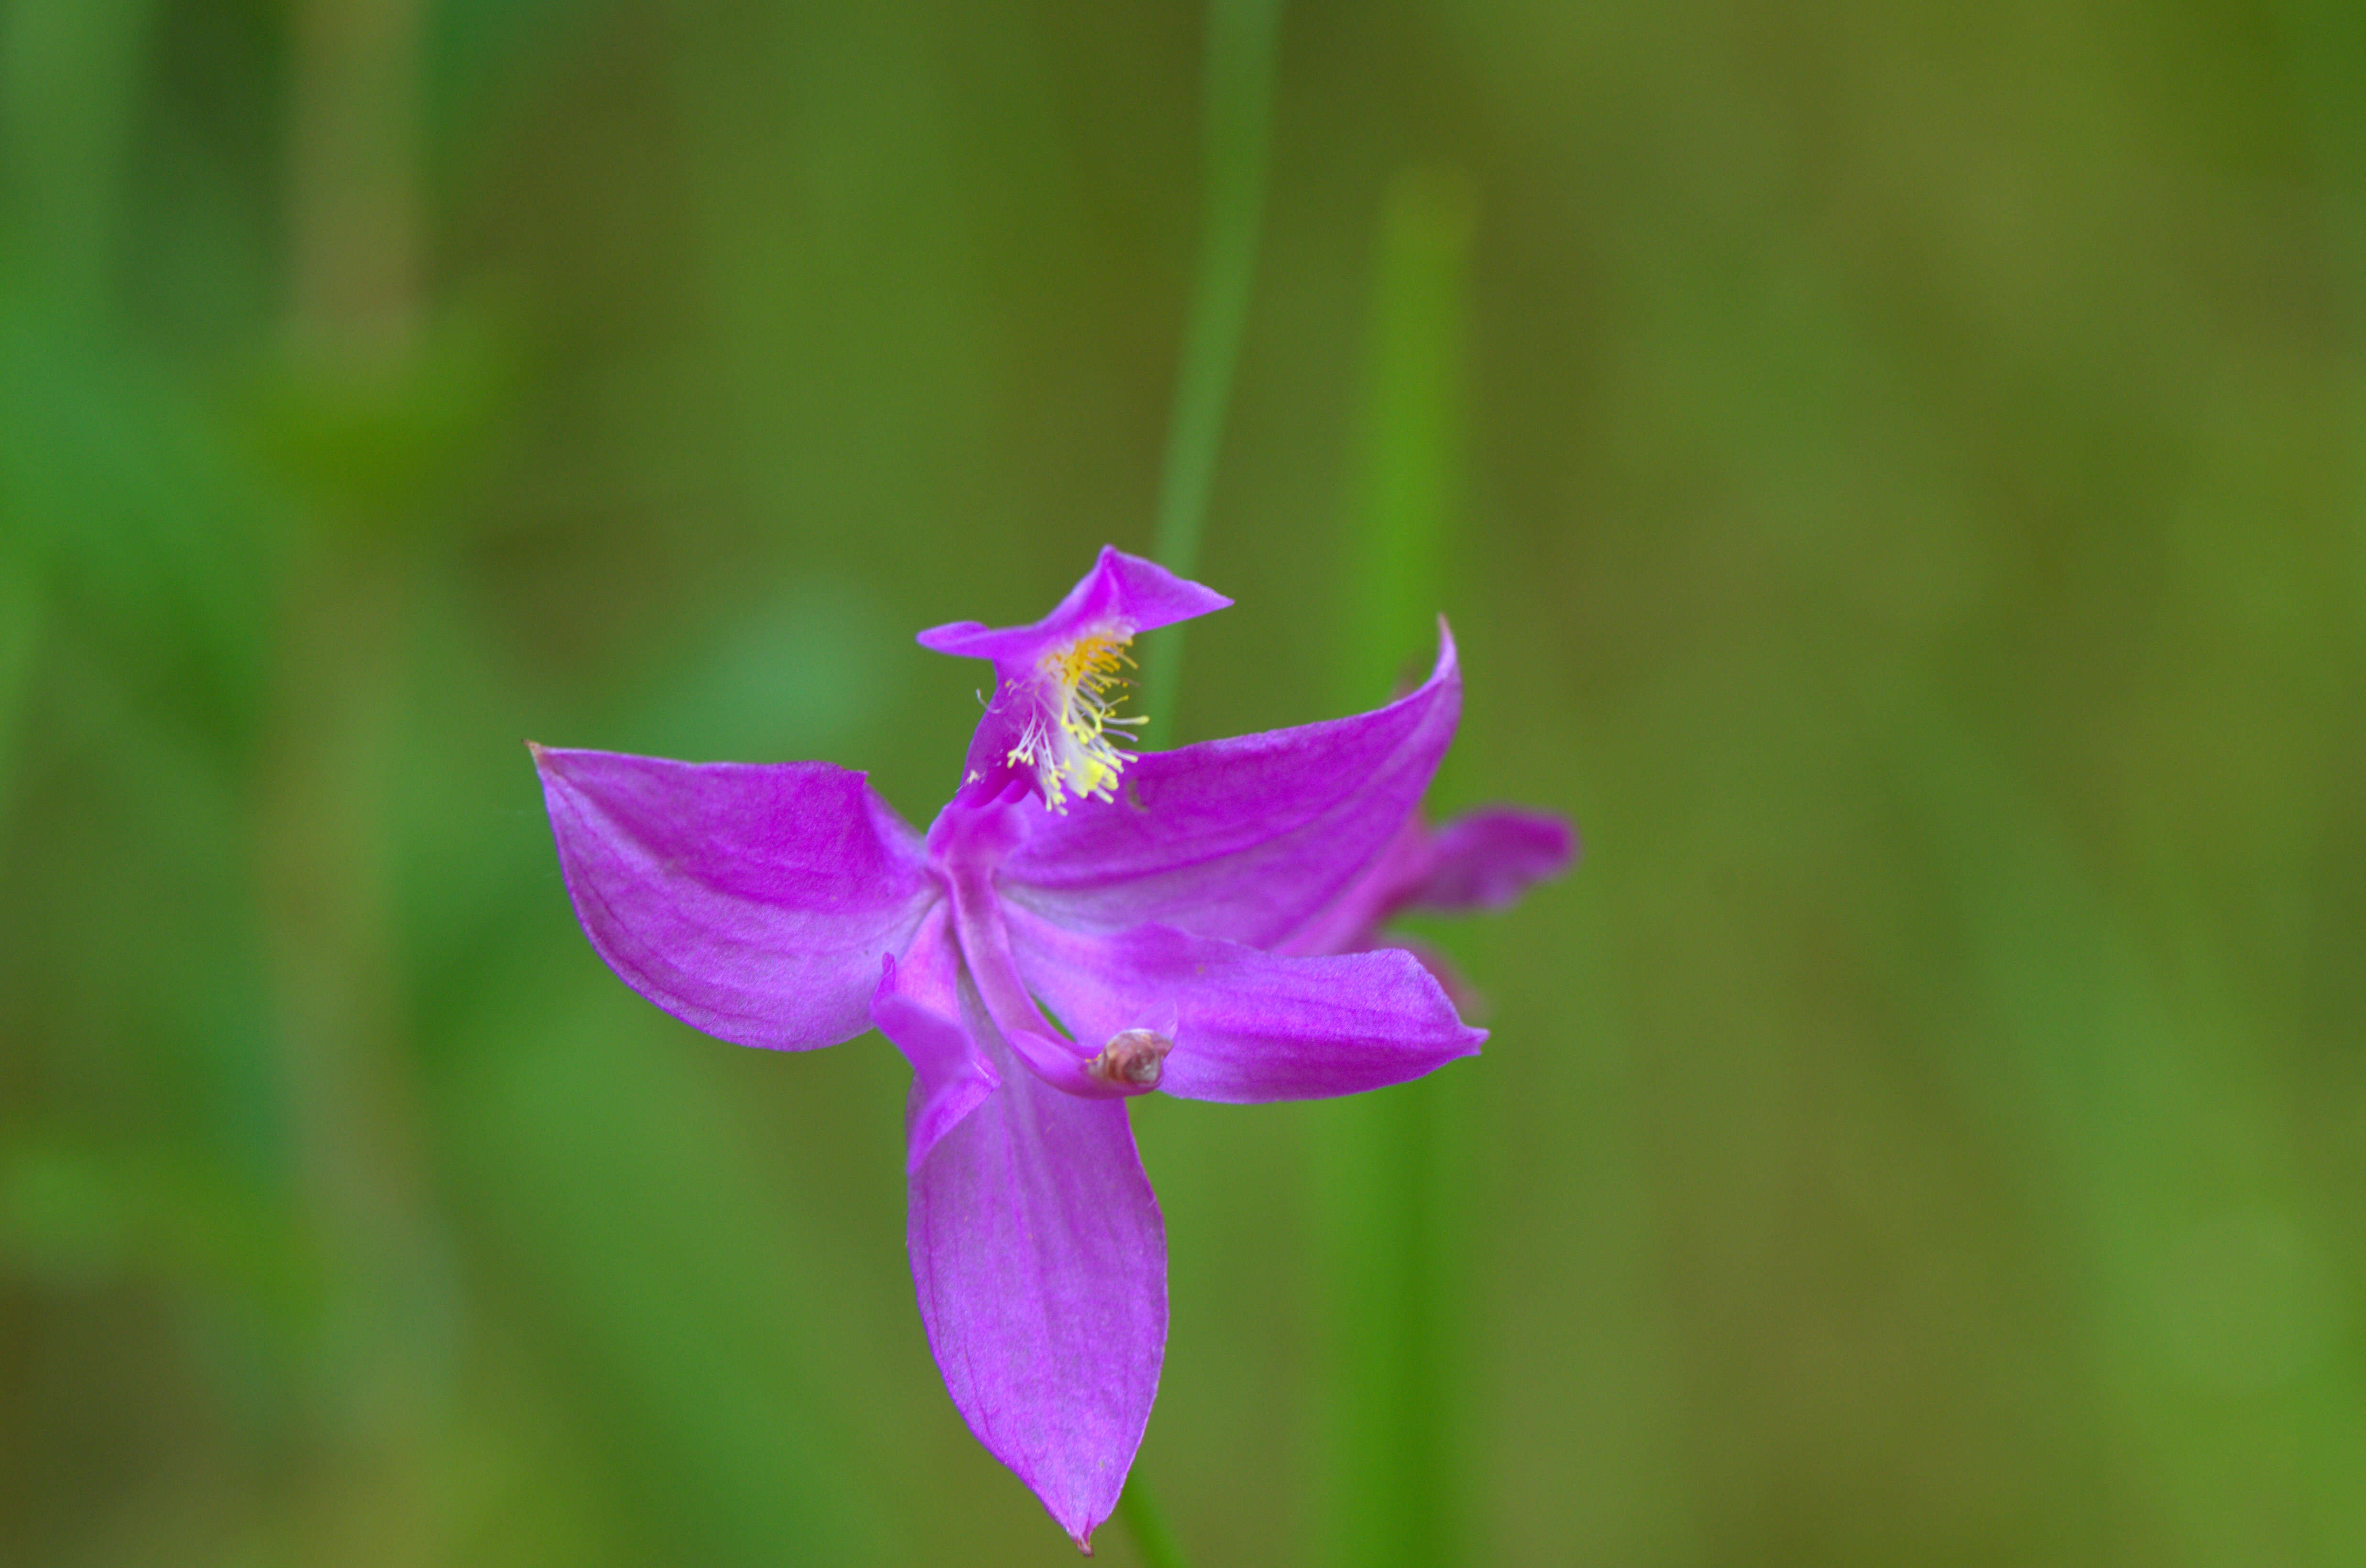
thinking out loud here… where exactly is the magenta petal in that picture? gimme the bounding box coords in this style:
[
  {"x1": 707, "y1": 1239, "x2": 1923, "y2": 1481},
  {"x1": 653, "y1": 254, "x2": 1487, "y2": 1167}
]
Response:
[
  {"x1": 916, "y1": 544, "x2": 1230, "y2": 664},
  {"x1": 908, "y1": 982, "x2": 1165, "y2": 1551},
  {"x1": 872, "y1": 906, "x2": 1000, "y2": 1172},
  {"x1": 1405, "y1": 807, "x2": 1577, "y2": 911},
  {"x1": 1279, "y1": 813, "x2": 1434, "y2": 958},
  {"x1": 1008, "y1": 909, "x2": 1485, "y2": 1105},
  {"x1": 1284, "y1": 805, "x2": 1576, "y2": 958},
  {"x1": 1375, "y1": 933, "x2": 1481, "y2": 1017},
  {"x1": 998, "y1": 626, "x2": 1462, "y2": 947},
  {"x1": 532, "y1": 745, "x2": 935, "y2": 1050}
]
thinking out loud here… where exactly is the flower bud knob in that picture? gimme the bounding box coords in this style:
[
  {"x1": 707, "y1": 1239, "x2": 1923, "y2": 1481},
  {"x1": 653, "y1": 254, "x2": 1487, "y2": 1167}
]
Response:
[{"x1": 1090, "y1": 1027, "x2": 1172, "y2": 1090}]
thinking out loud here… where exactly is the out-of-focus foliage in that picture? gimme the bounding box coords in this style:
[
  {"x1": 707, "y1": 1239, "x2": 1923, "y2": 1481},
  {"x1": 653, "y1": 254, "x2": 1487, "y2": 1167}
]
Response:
[{"x1": 3, "y1": 0, "x2": 2364, "y2": 1565}]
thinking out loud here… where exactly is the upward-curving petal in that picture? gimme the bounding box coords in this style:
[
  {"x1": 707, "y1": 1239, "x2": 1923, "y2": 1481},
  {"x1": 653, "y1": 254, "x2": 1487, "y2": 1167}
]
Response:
[
  {"x1": 532, "y1": 745, "x2": 935, "y2": 1050},
  {"x1": 996, "y1": 626, "x2": 1462, "y2": 947},
  {"x1": 907, "y1": 979, "x2": 1165, "y2": 1552}
]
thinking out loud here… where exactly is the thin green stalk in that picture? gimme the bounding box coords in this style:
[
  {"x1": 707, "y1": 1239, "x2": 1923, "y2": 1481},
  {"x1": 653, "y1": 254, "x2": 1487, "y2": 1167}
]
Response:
[
  {"x1": 1142, "y1": 0, "x2": 1283, "y2": 742},
  {"x1": 1332, "y1": 166, "x2": 1475, "y2": 707},
  {"x1": 1317, "y1": 166, "x2": 1478, "y2": 1568},
  {"x1": 1123, "y1": 9, "x2": 1282, "y2": 1557},
  {"x1": 1117, "y1": 1478, "x2": 1194, "y2": 1568}
]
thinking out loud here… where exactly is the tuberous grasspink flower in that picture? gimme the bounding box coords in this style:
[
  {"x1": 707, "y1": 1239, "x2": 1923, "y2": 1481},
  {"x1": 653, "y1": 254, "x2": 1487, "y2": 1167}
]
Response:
[{"x1": 529, "y1": 546, "x2": 1569, "y2": 1551}]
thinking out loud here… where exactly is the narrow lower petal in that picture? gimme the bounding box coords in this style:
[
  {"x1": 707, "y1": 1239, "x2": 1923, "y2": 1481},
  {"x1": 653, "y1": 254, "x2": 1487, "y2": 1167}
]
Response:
[
  {"x1": 998, "y1": 626, "x2": 1463, "y2": 947},
  {"x1": 1008, "y1": 910, "x2": 1485, "y2": 1105},
  {"x1": 907, "y1": 980, "x2": 1165, "y2": 1552},
  {"x1": 532, "y1": 745, "x2": 934, "y2": 1050},
  {"x1": 1403, "y1": 807, "x2": 1577, "y2": 911},
  {"x1": 871, "y1": 904, "x2": 999, "y2": 1172}
]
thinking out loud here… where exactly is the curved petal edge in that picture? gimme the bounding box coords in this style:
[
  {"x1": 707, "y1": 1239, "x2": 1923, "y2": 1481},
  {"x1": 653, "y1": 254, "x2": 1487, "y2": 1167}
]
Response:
[{"x1": 532, "y1": 744, "x2": 934, "y2": 1050}]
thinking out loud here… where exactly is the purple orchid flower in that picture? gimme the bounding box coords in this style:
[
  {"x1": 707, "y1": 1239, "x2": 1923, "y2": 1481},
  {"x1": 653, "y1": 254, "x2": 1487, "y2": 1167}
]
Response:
[{"x1": 529, "y1": 546, "x2": 1568, "y2": 1551}]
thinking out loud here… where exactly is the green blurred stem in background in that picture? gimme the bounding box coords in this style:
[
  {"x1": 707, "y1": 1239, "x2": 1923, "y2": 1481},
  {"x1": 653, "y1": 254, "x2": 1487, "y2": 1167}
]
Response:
[
  {"x1": 1127, "y1": 0, "x2": 1284, "y2": 1558},
  {"x1": 0, "y1": 0, "x2": 151, "y2": 819},
  {"x1": 256, "y1": 0, "x2": 461, "y2": 1554},
  {"x1": 0, "y1": 0, "x2": 156, "y2": 322},
  {"x1": 1317, "y1": 166, "x2": 1479, "y2": 1568},
  {"x1": 1117, "y1": 1477, "x2": 1193, "y2": 1568},
  {"x1": 1333, "y1": 169, "x2": 1475, "y2": 705},
  {"x1": 0, "y1": 557, "x2": 39, "y2": 835},
  {"x1": 1141, "y1": 0, "x2": 1282, "y2": 744}
]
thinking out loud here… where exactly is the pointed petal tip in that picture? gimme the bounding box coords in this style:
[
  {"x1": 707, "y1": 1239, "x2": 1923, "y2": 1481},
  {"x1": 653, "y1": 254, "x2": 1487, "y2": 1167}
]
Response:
[
  {"x1": 1065, "y1": 1499, "x2": 1111, "y2": 1555},
  {"x1": 914, "y1": 618, "x2": 988, "y2": 653},
  {"x1": 908, "y1": 1024, "x2": 1163, "y2": 1562},
  {"x1": 525, "y1": 740, "x2": 575, "y2": 780},
  {"x1": 1097, "y1": 544, "x2": 1234, "y2": 616}
]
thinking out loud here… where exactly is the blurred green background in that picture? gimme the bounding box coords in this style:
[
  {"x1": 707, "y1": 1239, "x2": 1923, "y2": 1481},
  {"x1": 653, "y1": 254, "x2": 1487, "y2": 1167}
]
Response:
[{"x1": 6, "y1": 0, "x2": 2366, "y2": 1563}]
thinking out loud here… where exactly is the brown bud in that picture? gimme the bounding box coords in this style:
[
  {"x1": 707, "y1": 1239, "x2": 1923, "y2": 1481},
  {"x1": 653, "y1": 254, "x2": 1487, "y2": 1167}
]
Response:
[{"x1": 1089, "y1": 1027, "x2": 1172, "y2": 1090}]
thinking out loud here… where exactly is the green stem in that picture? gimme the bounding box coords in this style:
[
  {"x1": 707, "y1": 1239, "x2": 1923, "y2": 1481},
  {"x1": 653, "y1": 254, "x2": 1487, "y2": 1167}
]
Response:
[
  {"x1": 1142, "y1": 0, "x2": 1283, "y2": 743},
  {"x1": 1117, "y1": 1477, "x2": 1194, "y2": 1568},
  {"x1": 1317, "y1": 166, "x2": 1478, "y2": 1568}
]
